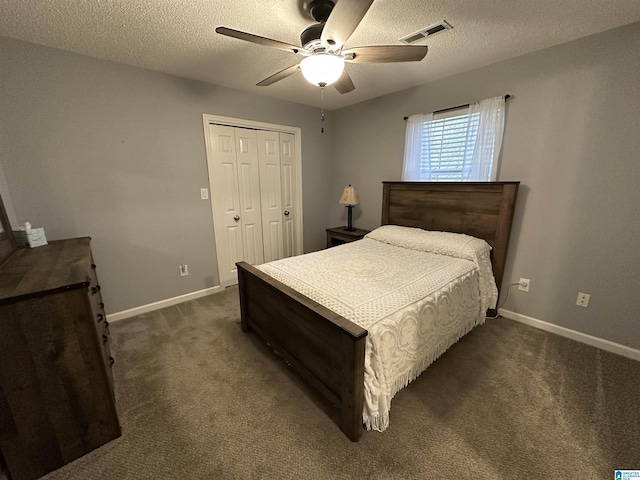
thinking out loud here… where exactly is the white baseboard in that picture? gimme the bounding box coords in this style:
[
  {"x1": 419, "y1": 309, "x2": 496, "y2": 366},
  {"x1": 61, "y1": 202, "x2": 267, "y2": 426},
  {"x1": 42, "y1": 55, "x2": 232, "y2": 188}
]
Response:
[
  {"x1": 106, "y1": 295, "x2": 639, "y2": 361},
  {"x1": 107, "y1": 286, "x2": 223, "y2": 323},
  {"x1": 499, "y1": 308, "x2": 640, "y2": 362}
]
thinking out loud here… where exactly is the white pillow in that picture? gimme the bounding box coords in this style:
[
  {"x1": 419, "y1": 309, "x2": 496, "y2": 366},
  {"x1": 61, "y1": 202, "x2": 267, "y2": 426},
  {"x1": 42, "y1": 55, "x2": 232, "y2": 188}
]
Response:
[{"x1": 364, "y1": 225, "x2": 491, "y2": 261}]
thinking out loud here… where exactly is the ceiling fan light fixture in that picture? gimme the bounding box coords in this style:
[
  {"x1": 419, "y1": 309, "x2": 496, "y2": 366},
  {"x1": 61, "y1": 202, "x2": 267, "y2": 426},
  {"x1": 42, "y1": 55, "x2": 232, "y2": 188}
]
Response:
[{"x1": 300, "y1": 54, "x2": 345, "y2": 87}]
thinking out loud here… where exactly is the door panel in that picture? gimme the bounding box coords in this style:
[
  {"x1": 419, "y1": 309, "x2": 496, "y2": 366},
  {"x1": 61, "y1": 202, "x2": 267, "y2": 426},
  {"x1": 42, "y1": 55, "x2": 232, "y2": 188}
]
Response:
[
  {"x1": 234, "y1": 130, "x2": 264, "y2": 266},
  {"x1": 257, "y1": 130, "x2": 284, "y2": 262},
  {"x1": 208, "y1": 125, "x2": 264, "y2": 286},
  {"x1": 265, "y1": 221, "x2": 282, "y2": 260},
  {"x1": 280, "y1": 133, "x2": 296, "y2": 258},
  {"x1": 242, "y1": 224, "x2": 260, "y2": 265},
  {"x1": 221, "y1": 163, "x2": 238, "y2": 212},
  {"x1": 226, "y1": 226, "x2": 241, "y2": 267},
  {"x1": 208, "y1": 125, "x2": 243, "y2": 285}
]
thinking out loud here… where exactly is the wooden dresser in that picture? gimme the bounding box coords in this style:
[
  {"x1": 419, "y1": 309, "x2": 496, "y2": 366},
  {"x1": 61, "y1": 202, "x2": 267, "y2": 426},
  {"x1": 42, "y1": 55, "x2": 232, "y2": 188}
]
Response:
[{"x1": 0, "y1": 237, "x2": 120, "y2": 480}]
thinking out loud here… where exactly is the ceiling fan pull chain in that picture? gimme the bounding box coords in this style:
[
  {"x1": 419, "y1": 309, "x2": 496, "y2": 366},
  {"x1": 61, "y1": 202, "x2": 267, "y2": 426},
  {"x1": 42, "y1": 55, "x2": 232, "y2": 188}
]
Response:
[{"x1": 320, "y1": 85, "x2": 325, "y2": 134}]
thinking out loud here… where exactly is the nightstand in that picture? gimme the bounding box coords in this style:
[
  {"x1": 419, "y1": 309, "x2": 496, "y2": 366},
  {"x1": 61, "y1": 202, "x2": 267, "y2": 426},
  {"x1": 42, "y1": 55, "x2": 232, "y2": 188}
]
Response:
[{"x1": 326, "y1": 226, "x2": 371, "y2": 248}]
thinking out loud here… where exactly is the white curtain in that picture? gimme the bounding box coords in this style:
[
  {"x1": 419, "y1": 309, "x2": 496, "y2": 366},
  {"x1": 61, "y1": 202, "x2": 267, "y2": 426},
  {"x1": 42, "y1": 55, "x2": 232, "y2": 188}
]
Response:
[
  {"x1": 401, "y1": 113, "x2": 433, "y2": 181},
  {"x1": 461, "y1": 96, "x2": 505, "y2": 181}
]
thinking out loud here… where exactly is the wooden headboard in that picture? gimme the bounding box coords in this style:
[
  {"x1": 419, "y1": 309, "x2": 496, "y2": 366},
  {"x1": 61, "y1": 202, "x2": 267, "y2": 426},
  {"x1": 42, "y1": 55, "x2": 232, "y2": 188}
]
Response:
[{"x1": 381, "y1": 181, "x2": 519, "y2": 294}]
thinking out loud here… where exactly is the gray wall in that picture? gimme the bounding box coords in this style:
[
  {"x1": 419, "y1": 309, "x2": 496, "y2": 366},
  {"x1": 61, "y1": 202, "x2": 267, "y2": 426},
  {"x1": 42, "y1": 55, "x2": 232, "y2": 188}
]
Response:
[
  {"x1": 331, "y1": 22, "x2": 640, "y2": 350},
  {"x1": 0, "y1": 37, "x2": 334, "y2": 313}
]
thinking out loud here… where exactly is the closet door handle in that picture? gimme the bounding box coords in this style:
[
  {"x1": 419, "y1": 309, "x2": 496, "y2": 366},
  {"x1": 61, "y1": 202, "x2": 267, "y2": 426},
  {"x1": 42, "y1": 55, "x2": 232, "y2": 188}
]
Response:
[
  {"x1": 233, "y1": 215, "x2": 240, "y2": 221},
  {"x1": 284, "y1": 210, "x2": 290, "y2": 216}
]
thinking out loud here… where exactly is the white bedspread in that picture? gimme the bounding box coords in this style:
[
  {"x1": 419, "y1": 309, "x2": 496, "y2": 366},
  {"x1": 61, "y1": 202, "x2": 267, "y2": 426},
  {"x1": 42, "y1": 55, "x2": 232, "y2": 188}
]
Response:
[{"x1": 257, "y1": 225, "x2": 498, "y2": 431}]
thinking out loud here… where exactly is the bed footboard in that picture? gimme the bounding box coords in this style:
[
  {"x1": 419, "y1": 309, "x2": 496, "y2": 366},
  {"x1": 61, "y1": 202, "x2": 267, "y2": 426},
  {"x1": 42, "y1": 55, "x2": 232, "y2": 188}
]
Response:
[{"x1": 236, "y1": 261, "x2": 367, "y2": 442}]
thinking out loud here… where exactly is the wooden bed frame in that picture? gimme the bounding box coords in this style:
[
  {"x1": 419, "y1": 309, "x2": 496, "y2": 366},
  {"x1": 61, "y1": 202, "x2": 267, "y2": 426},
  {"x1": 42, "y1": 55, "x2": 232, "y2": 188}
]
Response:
[{"x1": 236, "y1": 181, "x2": 519, "y2": 441}]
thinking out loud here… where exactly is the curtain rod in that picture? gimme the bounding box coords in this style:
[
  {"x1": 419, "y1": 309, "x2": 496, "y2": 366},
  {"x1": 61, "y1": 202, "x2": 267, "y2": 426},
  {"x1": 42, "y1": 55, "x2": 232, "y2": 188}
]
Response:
[{"x1": 403, "y1": 94, "x2": 511, "y2": 120}]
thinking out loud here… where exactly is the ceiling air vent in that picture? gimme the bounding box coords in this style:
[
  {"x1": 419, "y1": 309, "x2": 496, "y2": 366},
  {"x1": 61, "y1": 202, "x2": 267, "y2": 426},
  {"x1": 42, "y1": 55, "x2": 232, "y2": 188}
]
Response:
[{"x1": 400, "y1": 20, "x2": 453, "y2": 44}]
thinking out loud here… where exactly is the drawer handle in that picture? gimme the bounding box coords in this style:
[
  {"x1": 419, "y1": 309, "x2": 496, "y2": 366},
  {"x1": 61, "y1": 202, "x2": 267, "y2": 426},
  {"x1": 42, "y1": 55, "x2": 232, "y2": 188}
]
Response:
[
  {"x1": 97, "y1": 313, "x2": 103, "y2": 323},
  {"x1": 91, "y1": 285, "x2": 101, "y2": 295},
  {"x1": 100, "y1": 302, "x2": 105, "y2": 309},
  {"x1": 109, "y1": 356, "x2": 115, "y2": 366},
  {"x1": 91, "y1": 263, "x2": 97, "y2": 270},
  {"x1": 102, "y1": 334, "x2": 108, "y2": 344},
  {"x1": 104, "y1": 321, "x2": 110, "y2": 334}
]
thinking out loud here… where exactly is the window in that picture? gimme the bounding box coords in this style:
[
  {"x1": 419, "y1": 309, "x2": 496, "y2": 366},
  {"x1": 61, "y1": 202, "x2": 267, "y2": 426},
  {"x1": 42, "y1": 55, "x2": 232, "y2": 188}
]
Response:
[
  {"x1": 420, "y1": 108, "x2": 478, "y2": 181},
  {"x1": 402, "y1": 96, "x2": 506, "y2": 182}
]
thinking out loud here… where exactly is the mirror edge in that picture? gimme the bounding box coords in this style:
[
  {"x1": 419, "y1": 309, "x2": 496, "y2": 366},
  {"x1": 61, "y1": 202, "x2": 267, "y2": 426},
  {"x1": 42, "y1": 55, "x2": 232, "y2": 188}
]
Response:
[{"x1": 0, "y1": 191, "x2": 18, "y2": 266}]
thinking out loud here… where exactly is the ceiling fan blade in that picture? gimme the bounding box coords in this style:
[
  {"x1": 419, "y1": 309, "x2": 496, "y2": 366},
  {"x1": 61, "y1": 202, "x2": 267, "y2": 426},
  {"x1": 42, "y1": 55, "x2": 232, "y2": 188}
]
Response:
[
  {"x1": 216, "y1": 26, "x2": 301, "y2": 54},
  {"x1": 333, "y1": 70, "x2": 355, "y2": 94},
  {"x1": 344, "y1": 45, "x2": 428, "y2": 63},
  {"x1": 256, "y1": 64, "x2": 301, "y2": 86},
  {"x1": 321, "y1": 0, "x2": 374, "y2": 51}
]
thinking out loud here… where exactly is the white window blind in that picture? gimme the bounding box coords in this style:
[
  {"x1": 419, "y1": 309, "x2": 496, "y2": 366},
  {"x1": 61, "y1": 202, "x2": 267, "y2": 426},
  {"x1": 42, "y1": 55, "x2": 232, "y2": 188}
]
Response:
[{"x1": 422, "y1": 109, "x2": 479, "y2": 181}]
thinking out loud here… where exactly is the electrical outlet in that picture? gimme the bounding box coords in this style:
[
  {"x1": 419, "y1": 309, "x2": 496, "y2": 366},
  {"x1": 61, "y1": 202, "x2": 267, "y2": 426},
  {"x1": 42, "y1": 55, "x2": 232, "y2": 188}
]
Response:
[
  {"x1": 179, "y1": 264, "x2": 189, "y2": 276},
  {"x1": 200, "y1": 188, "x2": 209, "y2": 200},
  {"x1": 518, "y1": 278, "x2": 530, "y2": 292},
  {"x1": 576, "y1": 292, "x2": 590, "y2": 308}
]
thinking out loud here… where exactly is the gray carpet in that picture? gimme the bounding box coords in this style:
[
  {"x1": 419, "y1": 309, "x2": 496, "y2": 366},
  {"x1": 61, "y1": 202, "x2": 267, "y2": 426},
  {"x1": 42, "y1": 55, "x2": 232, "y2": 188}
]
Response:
[{"x1": 41, "y1": 286, "x2": 640, "y2": 479}]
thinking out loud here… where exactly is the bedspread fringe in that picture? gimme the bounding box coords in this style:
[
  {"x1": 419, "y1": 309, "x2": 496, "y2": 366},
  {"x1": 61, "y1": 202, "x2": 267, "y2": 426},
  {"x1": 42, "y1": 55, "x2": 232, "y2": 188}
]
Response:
[{"x1": 363, "y1": 314, "x2": 485, "y2": 432}]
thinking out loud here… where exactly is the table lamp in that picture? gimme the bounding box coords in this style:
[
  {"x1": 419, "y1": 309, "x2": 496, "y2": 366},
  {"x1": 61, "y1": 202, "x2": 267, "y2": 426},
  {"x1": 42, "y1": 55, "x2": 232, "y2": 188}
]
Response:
[{"x1": 338, "y1": 184, "x2": 359, "y2": 231}]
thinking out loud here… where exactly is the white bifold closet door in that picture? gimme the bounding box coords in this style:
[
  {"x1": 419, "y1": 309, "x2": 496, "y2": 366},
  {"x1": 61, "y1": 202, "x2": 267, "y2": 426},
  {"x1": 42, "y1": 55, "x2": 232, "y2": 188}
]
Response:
[{"x1": 207, "y1": 124, "x2": 298, "y2": 287}]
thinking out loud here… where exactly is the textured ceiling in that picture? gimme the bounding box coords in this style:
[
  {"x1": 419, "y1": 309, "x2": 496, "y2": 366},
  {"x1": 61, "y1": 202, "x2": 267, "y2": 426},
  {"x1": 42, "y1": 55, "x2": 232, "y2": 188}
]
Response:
[{"x1": 1, "y1": 0, "x2": 639, "y2": 110}]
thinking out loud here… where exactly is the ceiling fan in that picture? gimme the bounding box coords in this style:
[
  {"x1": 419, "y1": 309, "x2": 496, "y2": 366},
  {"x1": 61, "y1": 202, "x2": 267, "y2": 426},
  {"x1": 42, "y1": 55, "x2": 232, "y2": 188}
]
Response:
[{"x1": 215, "y1": 0, "x2": 428, "y2": 94}]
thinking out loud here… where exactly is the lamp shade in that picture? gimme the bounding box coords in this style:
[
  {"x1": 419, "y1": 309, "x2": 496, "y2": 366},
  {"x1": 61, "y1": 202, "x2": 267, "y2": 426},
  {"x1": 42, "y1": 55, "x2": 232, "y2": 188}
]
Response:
[
  {"x1": 338, "y1": 185, "x2": 359, "y2": 206},
  {"x1": 300, "y1": 54, "x2": 345, "y2": 87}
]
